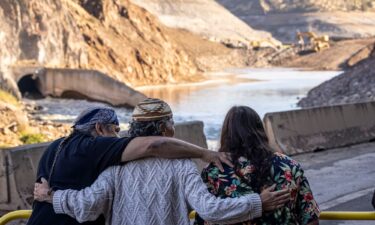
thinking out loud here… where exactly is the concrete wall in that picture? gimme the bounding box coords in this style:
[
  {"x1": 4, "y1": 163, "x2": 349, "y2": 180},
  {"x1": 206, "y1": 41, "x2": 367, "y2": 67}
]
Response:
[
  {"x1": 264, "y1": 101, "x2": 375, "y2": 155},
  {"x1": 0, "y1": 143, "x2": 48, "y2": 211},
  {"x1": 0, "y1": 121, "x2": 207, "y2": 211},
  {"x1": 11, "y1": 66, "x2": 146, "y2": 107}
]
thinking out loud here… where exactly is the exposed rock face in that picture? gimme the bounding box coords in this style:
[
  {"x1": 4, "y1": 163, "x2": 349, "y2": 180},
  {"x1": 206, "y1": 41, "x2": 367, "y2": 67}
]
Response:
[
  {"x1": 130, "y1": 0, "x2": 280, "y2": 47},
  {"x1": 217, "y1": 0, "x2": 375, "y2": 43},
  {"x1": 0, "y1": 70, "x2": 21, "y2": 99},
  {"x1": 0, "y1": 102, "x2": 27, "y2": 147},
  {"x1": 0, "y1": 0, "x2": 201, "y2": 86},
  {"x1": 298, "y1": 43, "x2": 375, "y2": 108}
]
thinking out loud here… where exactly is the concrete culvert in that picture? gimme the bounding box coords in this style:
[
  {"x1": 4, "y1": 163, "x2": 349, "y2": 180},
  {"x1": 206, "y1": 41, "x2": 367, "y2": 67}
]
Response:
[{"x1": 17, "y1": 74, "x2": 43, "y2": 99}]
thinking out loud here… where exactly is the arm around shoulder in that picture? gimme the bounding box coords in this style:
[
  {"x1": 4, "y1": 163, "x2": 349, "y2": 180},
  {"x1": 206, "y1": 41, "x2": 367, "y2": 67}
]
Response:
[
  {"x1": 121, "y1": 136, "x2": 206, "y2": 162},
  {"x1": 182, "y1": 160, "x2": 262, "y2": 224},
  {"x1": 121, "y1": 137, "x2": 234, "y2": 172}
]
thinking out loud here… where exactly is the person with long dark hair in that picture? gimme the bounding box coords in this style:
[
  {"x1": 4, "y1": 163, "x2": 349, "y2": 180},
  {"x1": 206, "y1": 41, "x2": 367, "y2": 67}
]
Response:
[{"x1": 195, "y1": 106, "x2": 320, "y2": 225}]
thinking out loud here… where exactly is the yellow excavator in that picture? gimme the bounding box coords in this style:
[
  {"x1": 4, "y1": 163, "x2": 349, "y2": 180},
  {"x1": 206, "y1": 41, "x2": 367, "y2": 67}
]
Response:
[{"x1": 296, "y1": 31, "x2": 330, "y2": 52}]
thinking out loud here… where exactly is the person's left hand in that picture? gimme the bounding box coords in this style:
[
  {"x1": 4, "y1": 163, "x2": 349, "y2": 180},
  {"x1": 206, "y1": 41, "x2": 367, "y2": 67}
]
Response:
[
  {"x1": 201, "y1": 151, "x2": 233, "y2": 172},
  {"x1": 34, "y1": 178, "x2": 53, "y2": 203}
]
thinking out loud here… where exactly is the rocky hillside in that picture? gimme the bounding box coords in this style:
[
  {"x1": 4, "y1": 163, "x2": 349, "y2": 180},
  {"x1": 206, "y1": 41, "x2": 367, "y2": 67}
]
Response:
[
  {"x1": 130, "y1": 0, "x2": 280, "y2": 47},
  {"x1": 0, "y1": 0, "x2": 202, "y2": 87},
  {"x1": 298, "y1": 42, "x2": 375, "y2": 108},
  {"x1": 0, "y1": 89, "x2": 71, "y2": 147},
  {"x1": 218, "y1": 0, "x2": 375, "y2": 42}
]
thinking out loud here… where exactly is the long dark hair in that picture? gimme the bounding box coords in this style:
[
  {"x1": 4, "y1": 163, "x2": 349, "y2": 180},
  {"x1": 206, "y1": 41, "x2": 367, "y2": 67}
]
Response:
[{"x1": 219, "y1": 106, "x2": 274, "y2": 192}]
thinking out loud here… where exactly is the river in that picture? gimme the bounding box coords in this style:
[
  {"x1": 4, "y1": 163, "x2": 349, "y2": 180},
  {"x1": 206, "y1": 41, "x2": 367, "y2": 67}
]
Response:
[{"x1": 25, "y1": 68, "x2": 340, "y2": 149}]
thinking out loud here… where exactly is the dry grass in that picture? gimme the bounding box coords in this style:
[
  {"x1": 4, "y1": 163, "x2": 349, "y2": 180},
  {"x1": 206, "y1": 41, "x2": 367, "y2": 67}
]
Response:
[
  {"x1": 0, "y1": 89, "x2": 20, "y2": 107},
  {"x1": 19, "y1": 132, "x2": 47, "y2": 145}
]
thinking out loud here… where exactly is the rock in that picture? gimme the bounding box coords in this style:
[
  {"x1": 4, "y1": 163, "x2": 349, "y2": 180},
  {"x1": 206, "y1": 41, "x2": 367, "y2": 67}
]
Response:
[
  {"x1": 298, "y1": 42, "x2": 375, "y2": 108},
  {"x1": 34, "y1": 105, "x2": 44, "y2": 111},
  {"x1": 34, "y1": 116, "x2": 43, "y2": 121},
  {"x1": 0, "y1": 70, "x2": 21, "y2": 99},
  {"x1": 1, "y1": 127, "x2": 12, "y2": 137},
  {"x1": 8, "y1": 122, "x2": 18, "y2": 132},
  {"x1": 347, "y1": 44, "x2": 375, "y2": 67}
]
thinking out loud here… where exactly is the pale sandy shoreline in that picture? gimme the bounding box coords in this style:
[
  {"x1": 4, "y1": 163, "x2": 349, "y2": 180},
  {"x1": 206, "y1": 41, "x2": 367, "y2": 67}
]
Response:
[{"x1": 135, "y1": 72, "x2": 260, "y2": 91}]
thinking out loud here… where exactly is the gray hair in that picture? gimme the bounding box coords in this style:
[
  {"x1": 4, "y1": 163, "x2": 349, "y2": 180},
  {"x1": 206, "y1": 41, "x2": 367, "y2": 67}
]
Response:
[{"x1": 128, "y1": 117, "x2": 171, "y2": 137}]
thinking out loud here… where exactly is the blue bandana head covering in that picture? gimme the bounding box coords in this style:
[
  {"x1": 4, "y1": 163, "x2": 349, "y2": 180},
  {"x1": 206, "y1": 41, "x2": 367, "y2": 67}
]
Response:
[{"x1": 73, "y1": 107, "x2": 119, "y2": 130}]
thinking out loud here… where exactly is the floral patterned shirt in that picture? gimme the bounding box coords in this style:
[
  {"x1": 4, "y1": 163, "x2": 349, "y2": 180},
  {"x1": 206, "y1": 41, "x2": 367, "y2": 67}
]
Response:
[{"x1": 194, "y1": 152, "x2": 320, "y2": 225}]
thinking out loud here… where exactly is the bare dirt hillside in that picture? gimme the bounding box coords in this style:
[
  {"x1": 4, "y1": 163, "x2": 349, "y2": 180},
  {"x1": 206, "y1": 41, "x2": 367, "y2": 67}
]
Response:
[
  {"x1": 218, "y1": 0, "x2": 375, "y2": 43},
  {"x1": 164, "y1": 28, "x2": 256, "y2": 71},
  {"x1": 298, "y1": 42, "x2": 375, "y2": 108},
  {"x1": 0, "y1": 0, "x2": 203, "y2": 87},
  {"x1": 130, "y1": 0, "x2": 280, "y2": 47},
  {"x1": 284, "y1": 38, "x2": 375, "y2": 70}
]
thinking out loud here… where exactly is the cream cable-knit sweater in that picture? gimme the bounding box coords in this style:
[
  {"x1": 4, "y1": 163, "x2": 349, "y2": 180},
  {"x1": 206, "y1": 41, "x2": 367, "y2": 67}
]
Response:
[{"x1": 53, "y1": 158, "x2": 262, "y2": 225}]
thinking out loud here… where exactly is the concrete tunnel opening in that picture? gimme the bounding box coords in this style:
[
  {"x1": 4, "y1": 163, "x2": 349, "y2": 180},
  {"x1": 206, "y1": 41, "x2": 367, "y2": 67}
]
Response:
[{"x1": 17, "y1": 74, "x2": 43, "y2": 99}]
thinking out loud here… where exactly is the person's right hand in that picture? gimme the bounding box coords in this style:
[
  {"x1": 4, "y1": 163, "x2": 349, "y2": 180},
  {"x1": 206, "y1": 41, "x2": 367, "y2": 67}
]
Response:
[
  {"x1": 34, "y1": 178, "x2": 53, "y2": 203},
  {"x1": 260, "y1": 184, "x2": 290, "y2": 212},
  {"x1": 201, "y1": 151, "x2": 234, "y2": 172}
]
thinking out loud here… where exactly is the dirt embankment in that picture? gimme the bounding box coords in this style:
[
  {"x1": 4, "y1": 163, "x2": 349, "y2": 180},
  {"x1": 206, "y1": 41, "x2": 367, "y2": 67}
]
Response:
[
  {"x1": 282, "y1": 38, "x2": 375, "y2": 70},
  {"x1": 165, "y1": 28, "x2": 257, "y2": 71},
  {"x1": 216, "y1": 0, "x2": 375, "y2": 70},
  {"x1": 171, "y1": 35, "x2": 375, "y2": 73},
  {"x1": 218, "y1": 0, "x2": 375, "y2": 43},
  {"x1": 214, "y1": 37, "x2": 375, "y2": 71},
  {"x1": 298, "y1": 42, "x2": 375, "y2": 108},
  {"x1": 0, "y1": 91, "x2": 70, "y2": 148}
]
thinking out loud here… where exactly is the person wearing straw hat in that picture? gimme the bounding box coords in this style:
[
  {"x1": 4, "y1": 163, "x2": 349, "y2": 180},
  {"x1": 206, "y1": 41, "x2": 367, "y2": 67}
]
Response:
[
  {"x1": 28, "y1": 103, "x2": 235, "y2": 225},
  {"x1": 34, "y1": 98, "x2": 290, "y2": 225}
]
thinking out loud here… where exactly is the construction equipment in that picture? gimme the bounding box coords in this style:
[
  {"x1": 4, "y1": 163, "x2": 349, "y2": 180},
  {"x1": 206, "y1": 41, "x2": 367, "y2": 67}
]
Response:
[{"x1": 296, "y1": 31, "x2": 330, "y2": 52}]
